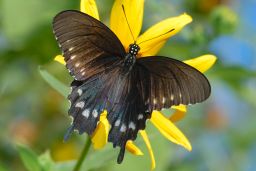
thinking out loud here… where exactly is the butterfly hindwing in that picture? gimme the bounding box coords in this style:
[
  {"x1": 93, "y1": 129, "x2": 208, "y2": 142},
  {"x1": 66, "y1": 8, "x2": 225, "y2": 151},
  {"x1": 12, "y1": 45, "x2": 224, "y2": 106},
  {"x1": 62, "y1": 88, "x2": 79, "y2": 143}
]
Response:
[
  {"x1": 66, "y1": 63, "x2": 150, "y2": 163},
  {"x1": 106, "y1": 69, "x2": 150, "y2": 163},
  {"x1": 53, "y1": 10, "x2": 126, "y2": 80},
  {"x1": 136, "y1": 56, "x2": 211, "y2": 111}
]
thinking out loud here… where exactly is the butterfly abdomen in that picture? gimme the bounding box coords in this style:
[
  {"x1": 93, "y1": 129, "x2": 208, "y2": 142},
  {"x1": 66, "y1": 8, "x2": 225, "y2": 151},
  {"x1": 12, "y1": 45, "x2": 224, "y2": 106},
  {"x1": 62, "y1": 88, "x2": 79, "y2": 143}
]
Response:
[
  {"x1": 122, "y1": 54, "x2": 136, "y2": 73},
  {"x1": 124, "y1": 54, "x2": 136, "y2": 66}
]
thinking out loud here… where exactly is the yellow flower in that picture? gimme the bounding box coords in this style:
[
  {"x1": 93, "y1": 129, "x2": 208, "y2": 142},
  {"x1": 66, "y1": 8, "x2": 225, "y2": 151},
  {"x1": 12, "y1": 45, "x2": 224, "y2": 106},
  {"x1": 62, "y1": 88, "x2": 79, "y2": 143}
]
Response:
[{"x1": 54, "y1": 0, "x2": 217, "y2": 170}]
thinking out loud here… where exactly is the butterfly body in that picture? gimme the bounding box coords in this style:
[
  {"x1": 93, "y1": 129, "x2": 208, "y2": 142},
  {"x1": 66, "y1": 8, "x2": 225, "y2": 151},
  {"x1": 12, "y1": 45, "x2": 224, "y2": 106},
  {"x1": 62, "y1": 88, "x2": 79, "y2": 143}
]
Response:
[
  {"x1": 123, "y1": 44, "x2": 139, "y2": 72},
  {"x1": 53, "y1": 10, "x2": 211, "y2": 163}
]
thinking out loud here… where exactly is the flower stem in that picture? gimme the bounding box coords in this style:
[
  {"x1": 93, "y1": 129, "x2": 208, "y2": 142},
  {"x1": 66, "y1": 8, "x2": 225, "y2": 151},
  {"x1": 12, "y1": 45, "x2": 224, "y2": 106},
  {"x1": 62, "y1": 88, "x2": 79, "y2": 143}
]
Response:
[{"x1": 73, "y1": 138, "x2": 91, "y2": 171}]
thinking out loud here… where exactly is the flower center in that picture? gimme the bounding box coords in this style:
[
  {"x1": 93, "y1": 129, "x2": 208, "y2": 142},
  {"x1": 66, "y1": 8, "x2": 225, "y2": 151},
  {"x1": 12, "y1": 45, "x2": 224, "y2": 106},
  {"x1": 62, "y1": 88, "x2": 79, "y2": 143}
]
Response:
[{"x1": 128, "y1": 43, "x2": 140, "y2": 56}]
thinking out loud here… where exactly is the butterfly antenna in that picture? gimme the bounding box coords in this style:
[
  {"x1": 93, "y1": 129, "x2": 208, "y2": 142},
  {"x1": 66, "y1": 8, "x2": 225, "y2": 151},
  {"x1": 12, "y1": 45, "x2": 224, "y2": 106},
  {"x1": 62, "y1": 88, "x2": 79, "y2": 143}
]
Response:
[
  {"x1": 122, "y1": 5, "x2": 135, "y2": 43},
  {"x1": 137, "y1": 28, "x2": 175, "y2": 45}
]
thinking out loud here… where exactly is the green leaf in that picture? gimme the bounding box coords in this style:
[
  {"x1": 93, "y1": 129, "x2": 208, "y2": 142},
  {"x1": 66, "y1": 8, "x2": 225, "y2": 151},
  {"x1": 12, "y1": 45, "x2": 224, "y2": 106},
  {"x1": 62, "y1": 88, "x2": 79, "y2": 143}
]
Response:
[
  {"x1": 16, "y1": 144, "x2": 42, "y2": 171},
  {"x1": 53, "y1": 161, "x2": 75, "y2": 171},
  {"x1": 210, "y1": 6, "x2": 238, "y2": 35},
  {"x1": 39, "y1": 67, "x2": 69, "y2": 97},
  {"x1": 38, "y1": 151, "x2": 54, "y2": 171},
  {"x1": 0, "y1": 163, "x2": 8, "y2": 171}
]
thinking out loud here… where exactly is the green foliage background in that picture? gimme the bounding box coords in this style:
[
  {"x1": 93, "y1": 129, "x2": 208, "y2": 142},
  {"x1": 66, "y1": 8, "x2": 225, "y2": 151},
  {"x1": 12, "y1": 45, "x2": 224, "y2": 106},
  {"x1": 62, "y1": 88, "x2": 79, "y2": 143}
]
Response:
[{"x1": 1, "y1": 0, "x2": 256, "y2": 171}]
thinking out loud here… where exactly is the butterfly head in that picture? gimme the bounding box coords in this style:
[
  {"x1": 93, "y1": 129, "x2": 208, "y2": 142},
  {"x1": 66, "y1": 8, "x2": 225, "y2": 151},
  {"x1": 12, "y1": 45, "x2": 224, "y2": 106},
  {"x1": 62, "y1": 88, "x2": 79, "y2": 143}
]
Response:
[{"x1": 129, "y1": 44, "x2": 140, "y2": 56}]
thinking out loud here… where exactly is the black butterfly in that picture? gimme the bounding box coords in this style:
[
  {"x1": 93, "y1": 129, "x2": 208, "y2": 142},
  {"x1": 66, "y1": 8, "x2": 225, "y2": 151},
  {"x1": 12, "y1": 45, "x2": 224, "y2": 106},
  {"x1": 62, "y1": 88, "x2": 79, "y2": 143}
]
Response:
[{"x1": 53, "y1": 10, "x2": 210, "y2": 163}]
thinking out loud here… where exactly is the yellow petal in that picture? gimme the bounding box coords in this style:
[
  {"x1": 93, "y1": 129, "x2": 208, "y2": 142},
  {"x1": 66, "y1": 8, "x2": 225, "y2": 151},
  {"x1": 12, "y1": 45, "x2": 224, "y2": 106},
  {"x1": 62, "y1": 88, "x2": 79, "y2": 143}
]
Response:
[
  {"x1": 150, "y1": 111, "x2": 192, "y2": 151},
  {"x1": 140, "y1": 130, "x2": 155, "y2": 170},
  {"x1": 183, "y1": 54, "x2": 217, "y2": 73},
  {"x1": 170, "y1": 105, "x2": 187, "y2": 122},
  {"x1": 137, "y1": 14, "x2": 192, "y2": 57},
  {"x1": 80, "y1": 0, "x2": 100, "y2": 20},
  {"x1": 54, "y1": 55, "x2": 65, "y2": 65},
  {"x1": 110, "y1": 0, "x2": 144, "y2": 50},
  {"x1": 91, "y1": 110, "x2": 110, "y2": 149},
  {"x1": 126, "y1": 140, "x2": 144, "y2": 156}
]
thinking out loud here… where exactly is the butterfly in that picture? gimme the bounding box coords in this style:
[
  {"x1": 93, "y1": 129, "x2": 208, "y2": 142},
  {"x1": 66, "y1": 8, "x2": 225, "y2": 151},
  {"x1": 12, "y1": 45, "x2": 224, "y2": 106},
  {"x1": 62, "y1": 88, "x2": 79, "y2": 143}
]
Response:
[{"x1": 53, "y1": 10, "x2": 211, "y2": 163}]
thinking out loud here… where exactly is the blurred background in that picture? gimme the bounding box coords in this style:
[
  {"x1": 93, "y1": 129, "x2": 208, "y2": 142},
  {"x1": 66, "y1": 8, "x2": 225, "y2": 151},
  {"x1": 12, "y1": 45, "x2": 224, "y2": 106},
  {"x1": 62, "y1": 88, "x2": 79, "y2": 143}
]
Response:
[{"x1": 1, "y1": 0, "x2": 256, "y2": 170}]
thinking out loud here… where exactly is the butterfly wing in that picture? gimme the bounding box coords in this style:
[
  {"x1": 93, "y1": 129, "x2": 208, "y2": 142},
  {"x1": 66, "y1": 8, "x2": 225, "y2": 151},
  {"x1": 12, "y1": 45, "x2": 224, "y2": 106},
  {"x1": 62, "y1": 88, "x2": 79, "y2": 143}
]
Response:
[
  {"x1": 106, "y1": 69, "x2": 150, "y2": 163},
  {"x1": 67, "y1": 65, "x2": 148, "y2": 163},
  {"x1": 66, "y1": 65, "x2": 123, "y2": 136},
  {"x1": 53, "y1": 10, "x2": 126, "y2": 80},
  {"x1": 135, "y1": 56, "x2": 211, "y2": 112},
  {"x1": 53, "y1": 11, "x2": 126, "y2": 140}
]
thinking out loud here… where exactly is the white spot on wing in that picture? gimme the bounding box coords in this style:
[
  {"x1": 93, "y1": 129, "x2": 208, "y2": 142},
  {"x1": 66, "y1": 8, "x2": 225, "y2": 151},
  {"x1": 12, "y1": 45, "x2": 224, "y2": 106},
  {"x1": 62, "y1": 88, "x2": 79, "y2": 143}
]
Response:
[
  {"x1": 75, "y1": 101, "x2": 84, "y2": 109},
  {"x1": 69, "y1": 116, "x2": 74, "y2": 125},
  {"x1": 77, "y1": 89, "x2": 82, "y2": 96},
  {"x1": 171, "y1": 94, "x2": 174, "y2": 101},
  {"x1": 92, "y1": 109, "x2": 98, "y2": 118},
  {"x1": 75, "y1": 63, "x2": 80, "y2": 67},
  {"x1": 115, "y1": 120, "x2": 120, "y2": 127},
  {"x1": 71, "y1": 55, "x2": 76, "y2": 60},
  {"x1": 138, "y1": 114, "x2": 143, "y2": 120},
  {"x1": 82, "y1": 109, "x2": 90, "y2": 118},
  {"x1": 120, "y1": 124, "x2": 126, "y2": 132},
  {"x1": 129, "y1": 122, "x2": 136, "y2": 130},
  {"x1": 162, "y1": 97, "x2": 166, "y2": 104},
  {"x1": 69, "y1": 47, "x2": 74, "y2": 51}
]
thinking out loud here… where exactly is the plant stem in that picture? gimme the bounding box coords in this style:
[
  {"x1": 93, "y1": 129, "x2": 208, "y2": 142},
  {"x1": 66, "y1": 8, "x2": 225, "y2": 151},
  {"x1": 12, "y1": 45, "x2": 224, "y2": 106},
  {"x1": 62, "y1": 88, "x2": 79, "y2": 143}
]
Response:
[{"x1": 73, "y1": 138, "x2": 91, "y2": 171}]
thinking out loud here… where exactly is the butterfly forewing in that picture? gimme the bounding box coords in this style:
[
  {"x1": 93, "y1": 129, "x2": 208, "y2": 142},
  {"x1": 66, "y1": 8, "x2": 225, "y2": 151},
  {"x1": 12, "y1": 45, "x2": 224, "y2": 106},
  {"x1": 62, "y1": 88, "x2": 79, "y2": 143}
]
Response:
[{"x1": 53, "y1": 10, "x2": 126, "y2": 80}]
